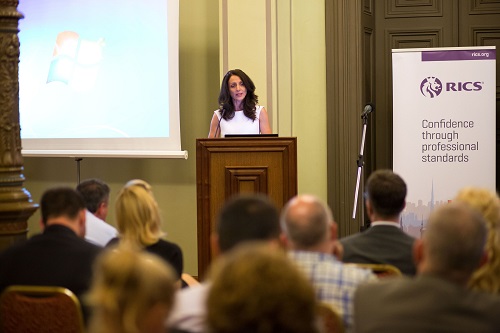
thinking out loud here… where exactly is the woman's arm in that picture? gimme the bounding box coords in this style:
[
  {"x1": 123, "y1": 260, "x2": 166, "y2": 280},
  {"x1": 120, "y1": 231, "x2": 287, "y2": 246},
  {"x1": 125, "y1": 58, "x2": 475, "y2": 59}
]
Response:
[
  {"x1": 259, "y1": 107, "x2": 272, "y2": 134},
  {"x1": 208, "y1": 113, "x2": 221, "y2": 138}
]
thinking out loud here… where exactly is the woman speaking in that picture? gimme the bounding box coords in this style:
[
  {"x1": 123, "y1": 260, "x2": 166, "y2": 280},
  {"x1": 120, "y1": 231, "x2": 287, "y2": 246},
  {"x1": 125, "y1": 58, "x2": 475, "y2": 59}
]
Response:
[{"x1": 208, "y1": 69, "x2": 271, "y2": 138}]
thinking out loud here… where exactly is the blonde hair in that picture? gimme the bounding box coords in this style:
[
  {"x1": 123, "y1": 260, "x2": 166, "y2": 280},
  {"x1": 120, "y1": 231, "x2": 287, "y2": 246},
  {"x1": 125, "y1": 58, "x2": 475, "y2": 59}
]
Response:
[
  {"x1": 207, "y1": 242, "x2": 319, "y2": 333},
  {"x1": 86, "y1": 245, "x2": 177, "y2": 333},
  {"x1": 115, "y1": 180, "x2": 164, "y2": 246},
  {"x1": 454, "y1": 187, "x2": 500, "y2": 293}
]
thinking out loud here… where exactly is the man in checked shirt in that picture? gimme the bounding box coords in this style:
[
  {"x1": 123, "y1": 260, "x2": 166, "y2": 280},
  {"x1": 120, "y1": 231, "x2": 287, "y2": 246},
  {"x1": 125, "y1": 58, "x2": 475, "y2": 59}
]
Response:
[{"x1": 281, "y1": 194, "x2": 377, "y2": 332}]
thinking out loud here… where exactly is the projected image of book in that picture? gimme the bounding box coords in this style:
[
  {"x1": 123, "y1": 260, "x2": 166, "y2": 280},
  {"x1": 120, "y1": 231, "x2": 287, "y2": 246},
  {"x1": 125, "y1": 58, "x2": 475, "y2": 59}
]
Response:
[{"x1": 18, "y1": 0, "x2": 183, "y2": 157}]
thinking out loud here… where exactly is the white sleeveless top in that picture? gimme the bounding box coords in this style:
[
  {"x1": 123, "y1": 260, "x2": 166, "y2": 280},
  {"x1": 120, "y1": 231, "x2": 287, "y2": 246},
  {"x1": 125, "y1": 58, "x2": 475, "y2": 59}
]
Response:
[{"x1": 215, "y1": 105, "x2": 263, "y2": 137}]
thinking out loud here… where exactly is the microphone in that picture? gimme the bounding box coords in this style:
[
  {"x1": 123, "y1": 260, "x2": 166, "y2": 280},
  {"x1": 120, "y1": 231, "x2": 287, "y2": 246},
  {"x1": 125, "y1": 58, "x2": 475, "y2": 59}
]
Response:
[
  {"x1": 361, "y1": 103, "x2": 374, "y2": 117},
  {"x1": 215, "y1": 109, "x2": 225, "y2": 137}
]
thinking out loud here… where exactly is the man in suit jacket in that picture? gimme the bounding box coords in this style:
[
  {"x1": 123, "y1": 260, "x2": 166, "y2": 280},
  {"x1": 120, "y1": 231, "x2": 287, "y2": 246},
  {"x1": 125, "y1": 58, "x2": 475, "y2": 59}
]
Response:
[
  {"x1": 0, "y1": 187, "x2": 102, "y2": 320},
  {"x1": 353, "y1": 202, "x2": 500, "y2": 333},
  {"x1": 340, "y1": 169, "x2": 416, "y2": 275}
]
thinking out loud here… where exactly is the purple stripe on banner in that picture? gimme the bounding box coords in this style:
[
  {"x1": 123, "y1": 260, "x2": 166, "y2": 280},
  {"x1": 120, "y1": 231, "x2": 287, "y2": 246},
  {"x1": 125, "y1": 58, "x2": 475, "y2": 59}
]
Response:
[{"x1": 422, "y1": 49, "x2": 496, "y2": 61}]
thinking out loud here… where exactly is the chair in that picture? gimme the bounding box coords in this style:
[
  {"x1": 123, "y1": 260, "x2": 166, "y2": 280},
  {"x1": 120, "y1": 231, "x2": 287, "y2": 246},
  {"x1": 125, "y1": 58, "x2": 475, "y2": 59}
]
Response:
[
  {"x1": 316, "y1": 302, "x2": 344, "y2": 333},
  {"x1": 0, "y1": 285, "x2": 84, "y2": 333},
  {"x1": 346, "y1": 263, "x2": 402, "y2": 277}
]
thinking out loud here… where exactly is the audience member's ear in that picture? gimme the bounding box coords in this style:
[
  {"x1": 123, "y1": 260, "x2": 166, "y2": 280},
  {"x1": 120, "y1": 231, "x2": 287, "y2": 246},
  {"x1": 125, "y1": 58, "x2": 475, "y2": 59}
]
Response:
[
  {"x1": 332, "y1": 241, "x2": 343, "y2": 260},
  {"x1": 39, "y1": 218, "x2": 45, "y2": 231},
  {"x1": 77, "y1": 209, "x2": 86, "y2": 238},
  {"x1": 330, "y1": 222, "x2": 338, "y2": 240},
  {"x1": 95, "y1": 200, "x2": 109, "y2": 221},
  {"x1": 279, "y1": 233, "x2": 289, "y2": 249},
  {"x1": 365, "y1": 199, "x2": 374, "y2": 218},
  {"x1": 210, "y1": 233, "x2": 220, "y2": 258}
]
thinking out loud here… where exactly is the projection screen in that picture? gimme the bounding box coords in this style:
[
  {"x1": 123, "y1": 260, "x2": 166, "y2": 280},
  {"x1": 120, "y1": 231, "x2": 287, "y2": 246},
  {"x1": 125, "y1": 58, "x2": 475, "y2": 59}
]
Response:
[{"x1": 18, "y1": 0, "x2": 186, "y2": 158}]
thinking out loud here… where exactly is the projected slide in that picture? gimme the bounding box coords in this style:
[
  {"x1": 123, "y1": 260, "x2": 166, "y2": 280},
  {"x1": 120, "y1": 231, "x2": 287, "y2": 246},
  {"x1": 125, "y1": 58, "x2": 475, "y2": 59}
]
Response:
[{"x1": 19, "y1": 0, "x2": 171, "y2": 139}]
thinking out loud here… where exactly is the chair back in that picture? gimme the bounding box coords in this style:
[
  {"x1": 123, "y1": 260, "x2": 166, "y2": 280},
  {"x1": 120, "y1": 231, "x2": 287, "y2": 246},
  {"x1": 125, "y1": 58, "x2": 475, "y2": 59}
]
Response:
[
  {"x1": 181, "y1": 273, "x2": 200, "y2": 287},
  {"x1": 346, "y1": 263, "x2": 402, "y2": 277},
  {"x1": 0, "y1": 285, "x2": 84, "y2": 333},
  {"x1": 316, "y1": 302, "x2": 344, "y2": 333}
]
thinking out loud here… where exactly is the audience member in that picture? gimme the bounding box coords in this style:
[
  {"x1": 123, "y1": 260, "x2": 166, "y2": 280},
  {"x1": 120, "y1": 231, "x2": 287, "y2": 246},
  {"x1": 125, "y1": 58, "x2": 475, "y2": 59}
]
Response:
[
  {"x1": 108, "y1": 179, "x2": 184, "y2": 286},
  {"x1": 281, "y1": 194, "x2": 377, "y2": 331},
  {"x1": 76, "y1": 178, "x2": 118, "y2": 246},
  {"x1": 454, "y1": 187, "x2": 500, "y2": 294},
  {"x1": 0, "y1": 187, "x2": 101, "y2": 322},
  {"x1": 167, "y1": 194, "x2": 282, "y2": 333},
  {"x1": 86, "y1": 245, "x2": 177, "y2": 333},
  {"x1": 206, "y1": 242, "x2": 319, "y2": 333},
  {"x1": 353, "y1": 202, "x2": 500, "y2": 333},
  {"x1": 340, "y1": 169, "x2": 417, "y2": 275}
]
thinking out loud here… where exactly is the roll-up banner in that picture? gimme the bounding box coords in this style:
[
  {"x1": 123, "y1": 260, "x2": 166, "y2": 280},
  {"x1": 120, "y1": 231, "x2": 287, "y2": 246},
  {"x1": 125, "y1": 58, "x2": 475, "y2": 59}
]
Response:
[{"x1": 392, "y1": 46, "x2": 496, "y2": 238}]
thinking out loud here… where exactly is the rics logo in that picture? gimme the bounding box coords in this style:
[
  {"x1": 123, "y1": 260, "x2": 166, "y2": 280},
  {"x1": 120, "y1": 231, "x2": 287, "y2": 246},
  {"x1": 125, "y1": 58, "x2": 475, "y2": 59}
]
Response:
[{"x1": 420, "y1": 77, "x2": 442, "y2": 98}]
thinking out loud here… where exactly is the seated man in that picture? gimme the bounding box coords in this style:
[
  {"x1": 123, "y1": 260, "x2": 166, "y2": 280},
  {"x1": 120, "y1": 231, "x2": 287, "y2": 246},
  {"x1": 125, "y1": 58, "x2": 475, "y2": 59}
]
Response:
[
  {"x1": 281, "y1": 194, "x2": 377, "y2": 331},
  {"x1": 340, "y1": 169, "x2": 417, "y2": 275},
  {"x1": 0, "y1": 187, "x2": 102, "y2": 322},
  {"x1": 76, "y1": 178, "x2": 117, "y2": 246},
  {"x1": 167, "y1": 194, "x2": 282, "y2": 333},
  {"x1": 353, "y1": 202, "x2": 500, "y2": 333}
]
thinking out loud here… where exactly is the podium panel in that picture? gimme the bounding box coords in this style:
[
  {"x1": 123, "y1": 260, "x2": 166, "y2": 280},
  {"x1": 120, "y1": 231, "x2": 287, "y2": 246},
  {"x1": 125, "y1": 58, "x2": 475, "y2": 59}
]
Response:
[{"x1": 196, "y1": 137, "x2": 297, "y2": 277}]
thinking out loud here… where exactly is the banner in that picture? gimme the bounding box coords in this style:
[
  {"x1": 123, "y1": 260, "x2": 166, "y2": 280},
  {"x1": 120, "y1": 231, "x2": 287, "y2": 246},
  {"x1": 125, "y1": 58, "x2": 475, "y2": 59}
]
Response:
[{"x1": 392, "y1": 46, "x2": 496, "y2": 238}]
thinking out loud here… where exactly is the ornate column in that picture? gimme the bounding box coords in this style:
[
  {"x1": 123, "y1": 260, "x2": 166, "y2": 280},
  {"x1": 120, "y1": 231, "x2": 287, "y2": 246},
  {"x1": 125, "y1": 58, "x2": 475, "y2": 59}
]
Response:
[{"x1": 0, "y1": 0, "x2": 38, "y2": 251}]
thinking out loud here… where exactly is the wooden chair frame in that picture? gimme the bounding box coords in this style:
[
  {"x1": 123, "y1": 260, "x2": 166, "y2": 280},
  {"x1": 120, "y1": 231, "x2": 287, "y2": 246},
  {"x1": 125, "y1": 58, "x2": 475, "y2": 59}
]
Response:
[
  {"x1": 0, "y1": 285, "x2": 85, "y2": 333},
  {"x1": 345, "y1": 263, "x2": 402, "y2": 277}
]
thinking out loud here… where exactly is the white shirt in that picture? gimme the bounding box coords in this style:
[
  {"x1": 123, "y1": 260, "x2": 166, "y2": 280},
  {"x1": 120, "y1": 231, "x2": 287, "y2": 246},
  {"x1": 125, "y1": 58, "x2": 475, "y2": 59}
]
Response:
[
  {"x1": 370, "y1": 221, "x2": 401, "y2": 228},
  {"x1": 215, "y1": 105, "x2": 263, "y2": 137},
  {"x1": 167, "y1": 283, "x2": 210, "y2": 332},
  {"x1": 84, "y1": 210, "x2": 118, "y2": 247}
]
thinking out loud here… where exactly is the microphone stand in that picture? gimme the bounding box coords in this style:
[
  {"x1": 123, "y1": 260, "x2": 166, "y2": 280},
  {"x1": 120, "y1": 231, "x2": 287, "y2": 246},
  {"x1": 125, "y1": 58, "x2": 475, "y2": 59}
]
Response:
[
  {"x1": 75, "y1": 158, "x2": 83, "y2": 184},
  {"x1": 215, "y1": 109, "x2": 225, "y2": 138},
  {"x1": 352, "y1": 108, "x2": 372, "y2": 223}
]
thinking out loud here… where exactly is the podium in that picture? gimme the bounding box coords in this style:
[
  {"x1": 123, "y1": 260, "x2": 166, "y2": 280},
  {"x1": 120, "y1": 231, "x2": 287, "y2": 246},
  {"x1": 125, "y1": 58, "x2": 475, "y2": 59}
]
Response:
[{"x1": 196, "y1": 137, "x2": 297, "y2": 277}]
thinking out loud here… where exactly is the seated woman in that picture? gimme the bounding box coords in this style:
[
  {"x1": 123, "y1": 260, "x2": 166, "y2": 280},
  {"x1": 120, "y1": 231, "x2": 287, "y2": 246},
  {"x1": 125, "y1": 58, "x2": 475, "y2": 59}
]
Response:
[
  {"x1": 454, "y1": 187, "x2": 500, "y2": 294},
  {"x1": 86, "y1": 245, "x2": 177, "y2": 333},
  {"x1": 108, "y1": 179, "x2": 184, "y2": 286},
  {"x1": 208, "y1": 69, "x2": 271, "y2": 138},
  {"x1": 206, "y1": 242, "x2": 319, "y2": 333}
]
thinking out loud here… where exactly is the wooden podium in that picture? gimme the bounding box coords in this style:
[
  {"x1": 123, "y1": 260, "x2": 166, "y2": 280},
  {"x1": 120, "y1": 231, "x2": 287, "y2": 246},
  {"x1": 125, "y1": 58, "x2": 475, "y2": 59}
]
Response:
[{"x1": 196, "y1": 137, "x2": 297, "y2": 277}]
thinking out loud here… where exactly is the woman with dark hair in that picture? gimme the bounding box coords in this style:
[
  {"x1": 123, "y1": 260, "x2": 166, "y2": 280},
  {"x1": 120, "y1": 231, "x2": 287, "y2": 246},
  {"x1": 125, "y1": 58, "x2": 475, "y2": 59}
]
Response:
[{"x1": 208, "y1": 69, "x2": 271, "y2": 138}]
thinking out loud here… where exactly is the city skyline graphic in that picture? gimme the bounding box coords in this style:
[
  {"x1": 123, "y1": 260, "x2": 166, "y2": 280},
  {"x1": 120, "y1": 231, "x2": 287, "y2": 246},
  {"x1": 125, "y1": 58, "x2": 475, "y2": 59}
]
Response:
[{"x1": 400, "y1": 179, "x2": 451, "y2": 238}]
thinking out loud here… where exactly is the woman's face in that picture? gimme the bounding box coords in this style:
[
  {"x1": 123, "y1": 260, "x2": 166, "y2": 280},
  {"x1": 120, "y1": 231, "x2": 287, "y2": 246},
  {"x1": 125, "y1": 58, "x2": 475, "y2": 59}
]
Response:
[{"x1": 228, "y1": 75, "x2": 247, "y2": 105}]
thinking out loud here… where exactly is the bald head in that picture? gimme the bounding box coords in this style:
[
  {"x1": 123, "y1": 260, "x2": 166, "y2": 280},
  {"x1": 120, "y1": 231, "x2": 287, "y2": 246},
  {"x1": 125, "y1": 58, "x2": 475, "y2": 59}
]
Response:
[
  {"x1": 421, "y1": 202, "x2": 487, "y2": 284},
  {"x1": 281, "y1": 195, "x2": 335, "y2": 250}
]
